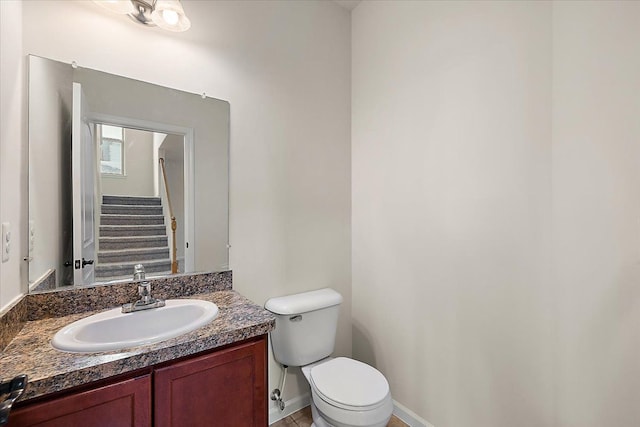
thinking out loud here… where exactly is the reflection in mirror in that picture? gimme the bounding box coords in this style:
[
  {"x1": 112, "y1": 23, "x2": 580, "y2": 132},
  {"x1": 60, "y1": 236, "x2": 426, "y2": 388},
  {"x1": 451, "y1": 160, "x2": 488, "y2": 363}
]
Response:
[
  {"x1": 94, "y1": 125, "x2": 187, "y2": 283},
  {"x1": 28, "y1": 55, "x2": 229, "y2": 293}
]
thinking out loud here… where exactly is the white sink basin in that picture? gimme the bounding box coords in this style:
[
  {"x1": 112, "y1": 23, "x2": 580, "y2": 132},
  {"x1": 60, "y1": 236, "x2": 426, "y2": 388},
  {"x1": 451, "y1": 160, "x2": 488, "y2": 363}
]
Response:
[{"x1": 51, "y1": 299, "x2": 218, "y2": 353}]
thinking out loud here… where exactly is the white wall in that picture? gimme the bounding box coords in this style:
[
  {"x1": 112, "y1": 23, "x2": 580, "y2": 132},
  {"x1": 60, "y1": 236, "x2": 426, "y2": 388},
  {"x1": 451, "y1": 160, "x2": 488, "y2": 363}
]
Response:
[
  {"x1": 552, "y1": 2, "x2": 640, "y2": 426},
  {"x1": 28, "y1": 56, "x2": 73, "y2": 287},
  {"x1": 18, "y1": 0, "x2": 351, "y2": 411},
  {"x1": 0, "y1": 0, "x2": 27, "y2": 309},
  {"x1": 353, "y1": 1, "x2": 639, "y2": 426}
]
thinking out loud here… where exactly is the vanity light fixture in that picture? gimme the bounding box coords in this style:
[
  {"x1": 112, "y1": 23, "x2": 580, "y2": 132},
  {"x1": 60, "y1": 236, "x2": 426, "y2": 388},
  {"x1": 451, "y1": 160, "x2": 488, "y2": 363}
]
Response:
[{"x1": 94, "y1": 0, "x2": 191, "y2": 32}]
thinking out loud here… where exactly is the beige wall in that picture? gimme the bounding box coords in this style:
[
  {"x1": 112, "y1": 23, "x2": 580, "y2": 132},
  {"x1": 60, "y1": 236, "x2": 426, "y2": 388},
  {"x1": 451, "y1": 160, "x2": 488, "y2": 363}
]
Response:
[
  {"x1": 9, "y1": 0, "x2": 351, "y2": 415},
  {"x1": 353, "y1": 2, "x2": 553, "y2": 425},
  {"x1": 552, "y1": 2, "x2": 640, "y2": 426},
  {"x1": 353, "y1": 1, "x2": 639, "y2": 426}
]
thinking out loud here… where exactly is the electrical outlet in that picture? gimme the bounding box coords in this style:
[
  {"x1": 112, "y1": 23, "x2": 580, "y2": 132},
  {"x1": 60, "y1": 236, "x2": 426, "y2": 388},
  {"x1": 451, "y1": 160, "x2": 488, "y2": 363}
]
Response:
[{"x1": 2, "y1": 222, "x2": 10, "y2": 262}]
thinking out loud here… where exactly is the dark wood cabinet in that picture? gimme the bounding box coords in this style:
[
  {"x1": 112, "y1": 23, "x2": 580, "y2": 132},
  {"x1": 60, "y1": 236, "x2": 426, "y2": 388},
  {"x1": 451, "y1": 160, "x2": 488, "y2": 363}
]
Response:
[
  {"x1": 7, "y1": 336, "x2": 267, "y2": 427},
  {"x1": 155, "y1": 337, "x2": 267, "y2": 427},
  {"x1": 7, "y1": 374, "x2": 151, "y2": 427}
]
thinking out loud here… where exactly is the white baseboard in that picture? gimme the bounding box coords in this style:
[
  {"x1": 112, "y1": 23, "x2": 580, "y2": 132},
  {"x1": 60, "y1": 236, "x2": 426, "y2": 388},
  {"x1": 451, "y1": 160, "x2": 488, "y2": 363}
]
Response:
[
  {"x1": 268, "y1": 393, "x2": 311, "y2": 425},
  {"x1": 393, "y1": 399, "x2": 434, "y2": 427},
  {"x1": 0, "y1": 292, "x2": 25, "y2": 315}
]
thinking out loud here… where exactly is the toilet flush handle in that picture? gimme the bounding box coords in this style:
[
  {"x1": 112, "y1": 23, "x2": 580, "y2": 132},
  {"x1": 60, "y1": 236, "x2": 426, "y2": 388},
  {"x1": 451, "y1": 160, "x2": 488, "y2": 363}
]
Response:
[{"x1": 289, "y1": 315, "x2": 302, "y2": 322}]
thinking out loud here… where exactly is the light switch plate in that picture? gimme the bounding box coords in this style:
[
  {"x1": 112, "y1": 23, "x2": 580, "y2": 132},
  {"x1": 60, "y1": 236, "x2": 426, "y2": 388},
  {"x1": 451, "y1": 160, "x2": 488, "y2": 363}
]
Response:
[{"x1": 2, "y1": 222, "x2": 10, "y2": 262}]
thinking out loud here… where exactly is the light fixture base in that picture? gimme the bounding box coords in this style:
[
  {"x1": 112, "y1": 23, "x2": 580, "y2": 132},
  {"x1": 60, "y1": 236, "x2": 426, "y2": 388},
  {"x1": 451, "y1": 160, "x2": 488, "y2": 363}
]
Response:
[{"x1": 128, "y1": 0, "x2": 157, "y2": 26}]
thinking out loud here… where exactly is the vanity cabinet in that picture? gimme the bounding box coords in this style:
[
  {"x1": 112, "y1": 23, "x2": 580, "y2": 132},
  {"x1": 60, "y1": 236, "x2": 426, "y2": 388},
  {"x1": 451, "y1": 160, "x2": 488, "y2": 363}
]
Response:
[
  {"x1": 7, "y1": 336, "x2": 267, "y2": 427},
  {"x1": 7, "y1": 374, "x2": 151, "y2": 426},
  {"x1": 155, "y1": 337, "x2": 267, "y2": 426}
]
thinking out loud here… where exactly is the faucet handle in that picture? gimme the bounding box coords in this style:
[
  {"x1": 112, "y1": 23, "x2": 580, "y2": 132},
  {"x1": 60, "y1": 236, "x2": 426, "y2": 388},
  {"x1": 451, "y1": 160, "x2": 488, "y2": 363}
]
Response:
[{"x1": 122, "y1": 280, "x2": 165, "y2": 313}]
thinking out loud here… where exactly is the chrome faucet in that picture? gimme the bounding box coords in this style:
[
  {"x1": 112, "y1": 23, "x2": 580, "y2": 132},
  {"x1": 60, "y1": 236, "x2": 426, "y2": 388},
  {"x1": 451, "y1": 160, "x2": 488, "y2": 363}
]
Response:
[
  {"x1": 133, "y1": 263, "x2": 146, "y2": 281},
  {"x1": 122, "y1": 264, "x2": 165, "y2": 313}
]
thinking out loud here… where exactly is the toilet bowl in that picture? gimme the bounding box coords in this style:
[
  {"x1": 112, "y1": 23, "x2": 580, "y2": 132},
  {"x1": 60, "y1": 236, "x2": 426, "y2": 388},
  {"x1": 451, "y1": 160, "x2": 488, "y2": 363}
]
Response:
[
  {"x1": 302, "y1": 358, "x2": 393, "y2": 427},
  {"x1": 265, "y1": 288, "x2": 394, "y2": 427}
]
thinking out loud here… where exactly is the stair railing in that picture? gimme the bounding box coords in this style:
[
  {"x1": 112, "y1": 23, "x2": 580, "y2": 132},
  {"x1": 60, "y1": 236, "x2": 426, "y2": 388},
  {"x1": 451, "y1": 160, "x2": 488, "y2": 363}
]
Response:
[{"x1": 159, "y1": 158, "x2": 178, "y2": 274}]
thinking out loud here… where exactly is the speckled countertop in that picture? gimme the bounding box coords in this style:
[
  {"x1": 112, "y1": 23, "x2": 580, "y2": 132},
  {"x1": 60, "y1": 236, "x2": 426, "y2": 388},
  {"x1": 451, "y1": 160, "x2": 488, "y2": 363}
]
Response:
[{"x1": 0, "y1": 288, "x2": 275, "y2": 402}]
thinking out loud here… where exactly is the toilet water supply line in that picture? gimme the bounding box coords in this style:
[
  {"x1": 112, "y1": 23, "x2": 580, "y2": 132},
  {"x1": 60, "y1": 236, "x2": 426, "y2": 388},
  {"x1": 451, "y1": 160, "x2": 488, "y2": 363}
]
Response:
[{"x1": 271, "y1": 364, "x2": 288, "y2": 411}]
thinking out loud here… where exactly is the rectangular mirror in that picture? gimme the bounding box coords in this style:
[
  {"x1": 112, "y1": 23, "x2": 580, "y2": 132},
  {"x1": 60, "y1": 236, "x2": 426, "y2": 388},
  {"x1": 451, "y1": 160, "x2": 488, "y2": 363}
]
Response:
[{"x1": 28, "y1": 55, "x2": 229, "y2": 293}]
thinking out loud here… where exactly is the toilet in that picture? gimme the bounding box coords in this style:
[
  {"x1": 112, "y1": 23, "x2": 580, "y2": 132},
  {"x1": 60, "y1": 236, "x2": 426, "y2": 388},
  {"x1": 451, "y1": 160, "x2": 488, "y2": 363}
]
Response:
[{"x1": 265, "y1": 288, "x2": 393, "y2": 427}]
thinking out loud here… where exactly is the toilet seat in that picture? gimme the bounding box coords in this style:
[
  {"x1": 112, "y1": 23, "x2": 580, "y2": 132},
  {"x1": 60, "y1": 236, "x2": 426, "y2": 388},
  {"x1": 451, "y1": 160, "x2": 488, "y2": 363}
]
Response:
[{"x1": 309, "y1": 357, "x2": 390, "y2": 411}]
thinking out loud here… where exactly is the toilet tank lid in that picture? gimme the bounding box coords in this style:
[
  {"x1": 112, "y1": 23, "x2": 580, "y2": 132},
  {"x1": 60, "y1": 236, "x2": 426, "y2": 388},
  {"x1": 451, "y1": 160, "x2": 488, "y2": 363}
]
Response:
[{"x1": 265, "y1": 288, "x2": 343, "y2": 315}]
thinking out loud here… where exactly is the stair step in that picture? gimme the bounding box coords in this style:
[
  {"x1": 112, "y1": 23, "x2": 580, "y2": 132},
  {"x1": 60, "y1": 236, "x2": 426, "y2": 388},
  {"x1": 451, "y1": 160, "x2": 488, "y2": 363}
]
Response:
[
  {"x1": 100, "y1": 236, "x2": 169, "y2": 250},
  {"x1": 102, "y1": 195, "x2": 161, "y2": 206},
  {"x1": 95, "y1": 259, "x2": 172, "y2": 279},
  {"x1": 100, "y1": 225, "x2": 167, "y2": 237},
  {"x1": 97, "y1": 195, "x2": 171, "y2": 281},
  {"x1": 97, "y1": 247, "x2": 170, "y2": 263},
  {"x1": 101, "y1": 214, "x2": 165, "y2": 226},
  {"x1": 101, "y1": 204, "x2": 163, "y2": 216}
]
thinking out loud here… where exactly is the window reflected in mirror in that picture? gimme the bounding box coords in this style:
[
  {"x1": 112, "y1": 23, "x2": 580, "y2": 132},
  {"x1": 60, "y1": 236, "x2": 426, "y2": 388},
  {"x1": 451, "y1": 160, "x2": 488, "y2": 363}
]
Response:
[{"x1": 100, "y1": 125, "x2": 124, "y2": 176}]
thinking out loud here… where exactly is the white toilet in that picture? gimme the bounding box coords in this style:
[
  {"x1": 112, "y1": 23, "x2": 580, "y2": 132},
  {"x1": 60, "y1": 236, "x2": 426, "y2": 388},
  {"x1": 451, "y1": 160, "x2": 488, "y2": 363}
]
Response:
[{"x1": 265, "y1": 288, "x2": 393, "y2": 427}]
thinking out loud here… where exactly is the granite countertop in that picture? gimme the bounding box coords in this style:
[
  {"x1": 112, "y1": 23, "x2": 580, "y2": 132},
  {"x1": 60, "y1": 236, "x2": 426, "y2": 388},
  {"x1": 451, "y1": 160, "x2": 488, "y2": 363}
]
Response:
[{"x1": 0, "y1": 289, "x2": 275, "y2": 402}]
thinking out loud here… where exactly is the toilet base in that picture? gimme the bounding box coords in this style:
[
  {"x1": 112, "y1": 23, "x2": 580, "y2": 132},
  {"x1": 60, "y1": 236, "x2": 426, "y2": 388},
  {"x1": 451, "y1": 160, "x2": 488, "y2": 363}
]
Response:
[
  {"x1": 309, "y1": 396, "x2": 393, "y2": 427},
  {"x1": 301, "y1": 359, "x2": 393, "y2": 427},
  {"x1": 310, "y1": 400, "x2": 331, "y2": 427}
]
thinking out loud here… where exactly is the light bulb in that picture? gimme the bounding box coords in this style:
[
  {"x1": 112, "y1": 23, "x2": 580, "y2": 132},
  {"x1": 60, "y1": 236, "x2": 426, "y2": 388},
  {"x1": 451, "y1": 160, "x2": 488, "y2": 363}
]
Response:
[
  {"x1": 162, "y1": 9, "x2": 179, "y2": 26},
  {"x1": 151, "y1": 0, "x2": 191, "y2": 32}
]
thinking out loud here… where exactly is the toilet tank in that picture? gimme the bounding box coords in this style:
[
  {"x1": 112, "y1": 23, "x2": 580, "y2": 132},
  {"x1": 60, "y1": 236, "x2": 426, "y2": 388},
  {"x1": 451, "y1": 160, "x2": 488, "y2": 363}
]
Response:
[{"x1": 265, "y1": 288, "x2": 343, "y2": 367}]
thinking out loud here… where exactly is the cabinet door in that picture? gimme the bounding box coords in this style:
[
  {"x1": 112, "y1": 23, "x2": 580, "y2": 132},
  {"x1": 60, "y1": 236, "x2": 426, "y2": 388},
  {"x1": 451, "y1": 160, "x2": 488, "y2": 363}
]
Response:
[
  {"x1": 154, "y1": 337, "x2": 267, "y2": 427},
  {"x1": 7, "y1": 374, "x2": 151, "y2": 427}
]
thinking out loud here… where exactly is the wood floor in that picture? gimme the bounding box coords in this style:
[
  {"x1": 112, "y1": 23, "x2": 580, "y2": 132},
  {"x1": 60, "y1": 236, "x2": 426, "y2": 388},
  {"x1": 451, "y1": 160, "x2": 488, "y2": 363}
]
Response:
[{"x1": 271, "y1": 405, "x2": 408, "y2": 427}]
